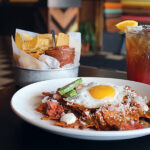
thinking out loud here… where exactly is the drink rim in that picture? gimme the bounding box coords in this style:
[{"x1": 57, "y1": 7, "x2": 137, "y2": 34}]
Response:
[{"x1": 126, "y1": 25, "x2": 150, "y2": 34}]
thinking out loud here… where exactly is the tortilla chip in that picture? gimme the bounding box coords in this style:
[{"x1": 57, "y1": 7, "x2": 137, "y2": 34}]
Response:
[
  {"x1": 22, "y1": 33, "x2": 33, "y2": 41},
  {"x1": 15, "y1": 32, "x2": 23, "y2": 50},
  {"x1": 23, "y1": 36, "x2": 49, "y2": 51},
  {"x1": 56, "y1": 33, "x2": 69, "y2": 47}
]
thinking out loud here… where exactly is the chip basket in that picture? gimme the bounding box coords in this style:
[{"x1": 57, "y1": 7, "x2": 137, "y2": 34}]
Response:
[{"x1": 13, "y1": 64, "x2": 79, "y2": 87}]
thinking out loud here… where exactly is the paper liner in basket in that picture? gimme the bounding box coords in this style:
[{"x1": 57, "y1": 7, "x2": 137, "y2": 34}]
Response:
[
  {"x1": 11, "y1": 29, "x2": 81, "y2": 70},
  {"x1": 12, "y1": 36, "x2": 49, "y2": 69}
]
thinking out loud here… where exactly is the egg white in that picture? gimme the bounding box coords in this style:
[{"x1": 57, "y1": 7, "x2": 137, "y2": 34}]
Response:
[{"x1": 65, "y1": 82, "x2": 126, "y2": 109}]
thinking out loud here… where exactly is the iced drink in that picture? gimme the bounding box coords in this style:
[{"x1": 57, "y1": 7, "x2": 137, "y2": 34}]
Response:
[{"x1": 126, "y1": 25, "x2": 150, "y2": 84}]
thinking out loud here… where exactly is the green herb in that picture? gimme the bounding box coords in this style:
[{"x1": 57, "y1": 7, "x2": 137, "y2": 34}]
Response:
[
  {"x1": 63, "y1": 89, "x2": 77, "y2": 97},
  {"x1": 57, "y1": 78, "x2": 82, "y2": 95}
]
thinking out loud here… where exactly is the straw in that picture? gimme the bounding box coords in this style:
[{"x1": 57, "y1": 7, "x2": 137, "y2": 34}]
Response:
[{"x1": 51, "y1": 30, "x2": 55, "y2": 48}]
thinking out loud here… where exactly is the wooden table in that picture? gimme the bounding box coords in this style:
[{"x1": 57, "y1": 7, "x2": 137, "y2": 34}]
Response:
[
  {"x1": 79, "y1": 65, "x2": 126, "y2": 79},
  {"x1": 1, "y1": 66, "x2": 150, "y2": 150}
]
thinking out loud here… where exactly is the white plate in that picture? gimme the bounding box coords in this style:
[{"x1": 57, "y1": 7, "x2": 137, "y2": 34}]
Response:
[{"x1": 11, "y1": 77, "x2": 150, "y2": 140}]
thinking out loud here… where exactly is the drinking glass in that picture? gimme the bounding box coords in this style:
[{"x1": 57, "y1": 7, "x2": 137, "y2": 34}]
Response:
[{"x1": 126, "y1": 25, "x2": 150, "y2": 84}]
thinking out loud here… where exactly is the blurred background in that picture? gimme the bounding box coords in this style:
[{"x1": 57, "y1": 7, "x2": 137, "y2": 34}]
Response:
[{"x1": 0, "y1": 0, "x2": 150, "y2": 88}]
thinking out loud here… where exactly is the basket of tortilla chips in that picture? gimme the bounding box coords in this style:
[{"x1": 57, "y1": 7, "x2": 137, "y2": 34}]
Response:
[{"x1": 12, "y1": 29, "x2": 81, "y2": 86}]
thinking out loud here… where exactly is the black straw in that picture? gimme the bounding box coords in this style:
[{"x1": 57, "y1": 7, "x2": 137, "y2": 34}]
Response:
[{"x1": 51, "y1": 30, "x2": 55, "y2": 48}]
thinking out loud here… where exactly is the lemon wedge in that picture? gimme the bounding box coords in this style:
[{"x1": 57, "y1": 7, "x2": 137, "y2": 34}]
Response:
[{"x1": 116, "y1": 20, "x2": 138, "y2": 32}]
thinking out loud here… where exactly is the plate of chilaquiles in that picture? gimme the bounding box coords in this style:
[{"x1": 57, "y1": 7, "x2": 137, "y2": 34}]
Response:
[{"x1": 11, "y1": 77, "x2": 150, "y2": 140}]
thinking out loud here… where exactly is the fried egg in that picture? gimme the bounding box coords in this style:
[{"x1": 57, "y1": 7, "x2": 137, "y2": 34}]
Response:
[{"x1": 65, "y1": 82, "x2": 126, "y2": 109}]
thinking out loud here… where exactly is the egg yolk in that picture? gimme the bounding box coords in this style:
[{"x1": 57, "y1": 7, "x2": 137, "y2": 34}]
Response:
[{"x1": 89, "y1": 85, "x2": 115, "y2": 100}]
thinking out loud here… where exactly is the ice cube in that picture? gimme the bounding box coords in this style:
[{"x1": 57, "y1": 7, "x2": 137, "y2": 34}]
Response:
[{"x1": 127, "y1": 26, "x2": 143, "y2": 33}]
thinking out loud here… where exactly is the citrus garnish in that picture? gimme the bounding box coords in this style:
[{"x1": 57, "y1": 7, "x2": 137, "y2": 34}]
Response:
[{"x1": 116, "y1": 20, "x2": 138, "y2": 32}]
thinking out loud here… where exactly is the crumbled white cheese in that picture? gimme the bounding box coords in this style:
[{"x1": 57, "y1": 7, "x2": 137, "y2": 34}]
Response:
[
  {"x1": 60, "y1": 113, "x2": 77, "y2": 124},
  {"x1": 51, "y1": 99, "x2": 57, "y2": 102},
  {"x1": 84, "y1": 111, "x2": 90, "y2": 116},
  {"x1": 80, "y1": 120, "x2": 87, "y2": 125},
  {"x1": 42, "y1": 96, "x2": 49, "y2": 103},
  {"x1": 53, "y1": 94, "x2": 59, "y2": 99},
  {"x1": 124, "y1": 88, "x2": 149, "y2": 112},
  {"x1": 42, "y1": 96, "x2": 57, "y2": 103},
  {"x1": 134, "y1": 96, "x2": 149, "y2": 111}
]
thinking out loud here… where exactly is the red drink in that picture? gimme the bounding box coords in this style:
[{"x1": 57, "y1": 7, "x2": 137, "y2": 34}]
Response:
[{"x1": 126, "y1": 25, "x2": 150, "y2": 84}]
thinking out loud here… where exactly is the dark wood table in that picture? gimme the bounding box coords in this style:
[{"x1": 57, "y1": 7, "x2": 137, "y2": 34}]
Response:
[{"x1": 1, "y1": 66, "x2": 150, "y2": 150}]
